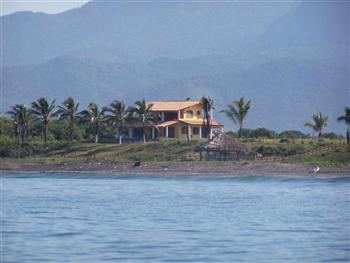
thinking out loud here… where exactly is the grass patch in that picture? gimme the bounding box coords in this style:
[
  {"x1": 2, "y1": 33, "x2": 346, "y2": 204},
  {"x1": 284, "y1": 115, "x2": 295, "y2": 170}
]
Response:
[
  {"x1": 303, "y1": 148, "x2": 350, "y2": 167},
  {"x1": 1, "y1": 138, "x2": 348, "y2": 166}
]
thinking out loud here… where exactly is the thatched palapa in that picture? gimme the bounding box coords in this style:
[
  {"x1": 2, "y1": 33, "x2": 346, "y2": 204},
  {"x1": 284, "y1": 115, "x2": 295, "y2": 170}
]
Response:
[{"x1": 198, "y1": 134, "x2": 248, "y2": 161}]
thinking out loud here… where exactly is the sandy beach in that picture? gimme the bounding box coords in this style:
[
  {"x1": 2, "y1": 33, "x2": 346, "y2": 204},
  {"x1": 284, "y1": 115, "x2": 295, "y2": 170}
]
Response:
[{"x1": 1, "y1": 161, "x2": 349, "y2": 176}]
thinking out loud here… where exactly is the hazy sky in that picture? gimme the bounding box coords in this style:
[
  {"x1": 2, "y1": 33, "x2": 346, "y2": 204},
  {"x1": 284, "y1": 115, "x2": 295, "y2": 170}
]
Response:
[{"x1": 1, "y1": 0, "x2": 89, "y2": 16}]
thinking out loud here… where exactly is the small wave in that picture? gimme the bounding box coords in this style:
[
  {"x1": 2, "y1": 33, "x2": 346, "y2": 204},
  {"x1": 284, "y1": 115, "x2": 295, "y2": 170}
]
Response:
[
  {"x1": 320, "y1": 176, "x2": 350, "y2": 183},
  {"x1": 49, "y1": 232, "x2": 82, "y2": 237}
]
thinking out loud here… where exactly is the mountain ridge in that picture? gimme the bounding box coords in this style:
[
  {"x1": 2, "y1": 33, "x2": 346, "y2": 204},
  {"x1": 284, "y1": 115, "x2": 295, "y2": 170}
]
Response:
[
  {"x1": 3, "y1": 54, "x2": 348, "y2": 133},
  {"x1": 2, "y1": 0, "x2": 349, "y2": 134}
]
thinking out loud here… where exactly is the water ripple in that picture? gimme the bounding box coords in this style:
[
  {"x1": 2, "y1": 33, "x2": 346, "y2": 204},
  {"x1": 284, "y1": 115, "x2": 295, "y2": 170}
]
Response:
[{"x1": 2, "y1": 172, "x2": 349, "y2": 262}]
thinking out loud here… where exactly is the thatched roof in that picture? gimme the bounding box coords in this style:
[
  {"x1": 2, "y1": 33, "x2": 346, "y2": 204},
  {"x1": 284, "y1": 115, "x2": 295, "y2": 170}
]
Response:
[{"x1": 200, "y1": 133, "x2": 247, "y2": 153}]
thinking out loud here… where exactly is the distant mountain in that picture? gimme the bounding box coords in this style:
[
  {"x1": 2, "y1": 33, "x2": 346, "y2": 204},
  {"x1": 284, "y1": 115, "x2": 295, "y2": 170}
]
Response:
[
  {"x1": 2, "y1": 1, "x2": 296, "y2": 66},
  {"x1": 2, "y1": 0, "x2": 349, "y2": 133},
  {"x1": 256, "y1": 1, "x2": 349, "y2": 49},
  {"x1": 3, "y1": 55, "x2": 348, "y2": 132}
]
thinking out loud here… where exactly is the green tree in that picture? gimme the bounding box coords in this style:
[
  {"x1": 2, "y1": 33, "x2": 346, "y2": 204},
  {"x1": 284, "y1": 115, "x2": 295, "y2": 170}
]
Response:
[
  {"x1": 0, "y1": 116, "x2": 13, "y2": 137},
  {"x1": 57, "y1": 97, "x2": 80, "y2": 143},
  {"x1": 130, "y1": 99, "x2": 158, "y2": 143},
  {"x1": 200, "y1": 96, "x2": 215, "y2": 139},
  {"x1": 103, "y1": 100, "x2": 129, "y2": 144},
  {"x1": 337, "y1": 107, "x2": 350, "y2": 144},
  {"x1": 221, "y1": 97, "x2": 251, "y2": 138},
  {"x1": 7, "y1": 104, "x2": 31, "y2": 145},
  {"x1": 7, "y1": 105, "x2": 21, "y2": 145},
  {"x1": 30, "y1": 98, "x2": 56, "y2": 145},
  {"x1": 304, "y1": 112, "x2": 329, "y2": 138},
  {"x1": 80, "y1": 103, "x2": 105, "y2": 143}
]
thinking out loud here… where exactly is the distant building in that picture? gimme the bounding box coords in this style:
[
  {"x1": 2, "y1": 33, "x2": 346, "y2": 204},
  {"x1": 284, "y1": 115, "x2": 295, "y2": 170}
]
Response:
[{"x1": 127, "y1": 100, "x2": 223, "y2": 141}]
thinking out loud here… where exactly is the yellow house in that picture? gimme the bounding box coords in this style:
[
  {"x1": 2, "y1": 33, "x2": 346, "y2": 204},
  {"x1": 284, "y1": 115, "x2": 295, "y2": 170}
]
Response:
[{"x1": 127, "y1": 100, "x2": 223, "y2": 141}]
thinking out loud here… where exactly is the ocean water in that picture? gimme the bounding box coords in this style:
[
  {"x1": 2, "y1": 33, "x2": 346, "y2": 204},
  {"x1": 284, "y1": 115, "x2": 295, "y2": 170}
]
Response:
[{"x1": 1, "y1": 173, "x2": 349, "y2": 263}]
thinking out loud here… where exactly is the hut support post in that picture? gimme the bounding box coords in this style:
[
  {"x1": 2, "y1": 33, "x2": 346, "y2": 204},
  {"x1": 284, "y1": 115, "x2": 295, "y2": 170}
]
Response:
[
  {"x1": 128, "y1": 128, "x2": 133, "y2": 138},
  {"x1": 151, "y1": 128, "x2": 155, "y2": 140}
]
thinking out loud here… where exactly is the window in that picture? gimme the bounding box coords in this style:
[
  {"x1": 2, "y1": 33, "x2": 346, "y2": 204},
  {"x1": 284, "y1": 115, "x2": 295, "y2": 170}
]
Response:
[
  {"x1": 186, "y1": 110, "x2": 193, "y2": 118},
  {"x1": 181, "y1": 127, "x2": 187, "y2": 134},
  {"x1": 197, "y1": 111, "x2": 201, "y2": 116},
  {"x1": 193, "y1": 127, "x2": 199, "y2": 135}
]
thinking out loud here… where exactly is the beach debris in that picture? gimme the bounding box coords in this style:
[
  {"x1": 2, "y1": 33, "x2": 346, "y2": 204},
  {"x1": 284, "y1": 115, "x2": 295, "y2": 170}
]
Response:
[
  {"x1": 255, "y1": 153, "x2": 263, "y2": 160},
  {"x1": 313, "y1": 166, "x2": 320, "y2": 174},
  {"x1": 133, "y1": 161, "x2": 142, "y2": 167}
]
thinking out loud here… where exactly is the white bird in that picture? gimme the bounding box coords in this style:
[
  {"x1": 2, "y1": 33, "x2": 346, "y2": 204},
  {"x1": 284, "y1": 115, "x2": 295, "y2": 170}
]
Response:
[{"x1": 313, "y1": 166, "x2": 320, "y2": 174}]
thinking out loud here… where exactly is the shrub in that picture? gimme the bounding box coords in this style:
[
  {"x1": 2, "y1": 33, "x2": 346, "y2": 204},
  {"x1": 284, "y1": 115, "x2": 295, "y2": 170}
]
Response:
[
  {"x1": 250, "y1": 128, "x2": 277, "y2": 139},
  {"x1": 321, "y1": 132, "x2": 340, "y2": 140},
  {"x1": 255, "y1": 144, "x2": 304, "y2": 157},
  {"x1": 0, "y1": 117, "x2": 14, "y2": 137},
  {"x1": 239, "y1": 128, "x2": 277, "y2": 139},
  {"x1": 279, "y1": 130, "x2": 308, "y2": 139},
  {"x1": 279, "y1": 138, "x2": 290, "y2": 144},
  {"x1": 0, "y1": 135, "x2": 17, "y2": 157}
]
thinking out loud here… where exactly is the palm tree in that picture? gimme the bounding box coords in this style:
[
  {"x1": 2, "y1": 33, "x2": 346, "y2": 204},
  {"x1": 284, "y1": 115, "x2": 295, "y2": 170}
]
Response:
[
  {"x1": 80, "y1": 102, "x2": 105, "y2": 143},
  {"x1": 7, "y1": 106, "x2": 20, "y2": 145},
  {"x1": 221, "y1": 97, "x2": 251, "y2": 138},
  {"x1": 337, "y1": 107, "x2": 350, "y2": 144},
  {"x1": 17, "y1": 105, "x2": 31, "y2": 144},
  {"x1": 200, "y1": 96, "x2": 215, "y2": 139},
  {"x1": 103, "y1": 100, "x2": 129, "y2": 144},
  {"x1": 304, "y1": 112, "x2": 329, "y2": 138},
  {"x1": 7, "y1": 104, "x2": 30, "y2": 145},
  {"x1": 57, "y1": 97, "x2": 80, "y2": 143},
  {"x1": 130, "y1": 99, "x2": 158, "y2": 143},
  {"x1": 30, "y1": 98, "x2": 56, "y2": 145}
]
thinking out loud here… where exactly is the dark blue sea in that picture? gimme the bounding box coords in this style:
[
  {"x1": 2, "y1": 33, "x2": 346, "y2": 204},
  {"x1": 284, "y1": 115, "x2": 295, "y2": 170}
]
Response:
[{"x1": 2, "y1": 173, "x2": 350, "y2": 262}]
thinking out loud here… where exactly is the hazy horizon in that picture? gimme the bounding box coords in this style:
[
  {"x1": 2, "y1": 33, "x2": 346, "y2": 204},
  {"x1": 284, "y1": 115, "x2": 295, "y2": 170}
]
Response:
[{"x1": 1, "y1": 0, "x2": 88, "y2": 16}]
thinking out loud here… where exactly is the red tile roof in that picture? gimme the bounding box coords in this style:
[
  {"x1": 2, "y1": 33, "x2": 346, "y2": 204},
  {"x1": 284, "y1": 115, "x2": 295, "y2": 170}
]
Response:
[{"x1": 149, "y1": 101, "x2": 201, "y2": 111}]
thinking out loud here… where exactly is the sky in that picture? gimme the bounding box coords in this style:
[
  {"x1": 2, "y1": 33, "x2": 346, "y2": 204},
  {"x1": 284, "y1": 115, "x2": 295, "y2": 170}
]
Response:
[{"x1": 1, "y1": 0, "x2": 89, "y2": 16}]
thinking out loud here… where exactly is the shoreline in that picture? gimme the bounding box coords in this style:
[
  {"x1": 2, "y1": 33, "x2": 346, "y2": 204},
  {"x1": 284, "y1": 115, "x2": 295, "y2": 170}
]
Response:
[{"x1": 1, "y1": 162, "x2": 349, "y2": 176}]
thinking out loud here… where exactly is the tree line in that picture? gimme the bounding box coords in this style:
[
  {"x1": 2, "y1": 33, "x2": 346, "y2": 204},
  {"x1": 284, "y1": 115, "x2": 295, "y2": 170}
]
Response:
[
  {"x1": 220, "y1": 97, "x2": 349, "y2": 143},
  {"x1": 5, "y1": 97, "x2": 160, "y2": 146},
  {"x1": 3, "y1": 96, "x2": 350, "y2": 148},
  {"x1": 3, "y1": 96, "x2": 218, "y2": 146}
]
